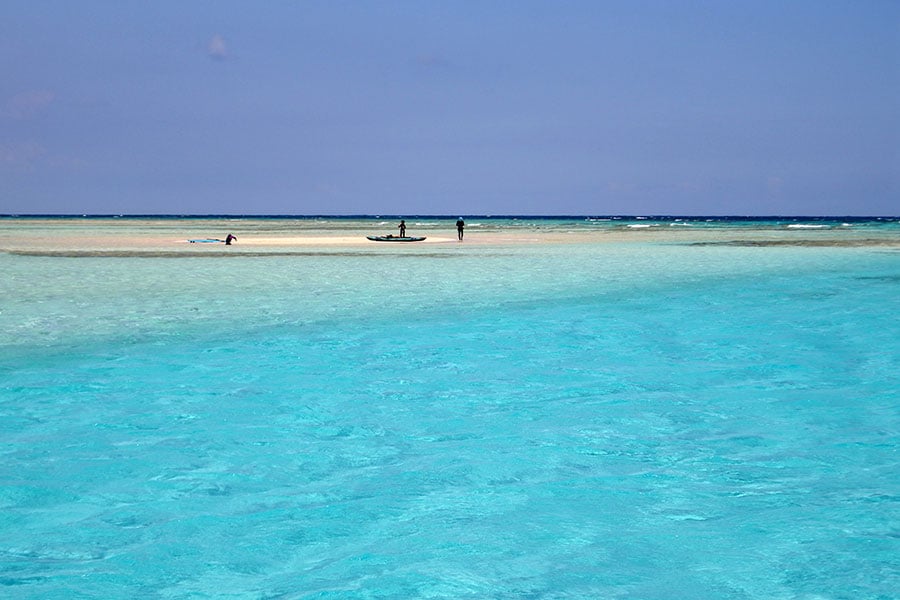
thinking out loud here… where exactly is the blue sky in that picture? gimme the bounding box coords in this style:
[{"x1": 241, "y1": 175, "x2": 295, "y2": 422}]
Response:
[{"x1": 1, "y1": 1, "x2": 898, "y2": 215}]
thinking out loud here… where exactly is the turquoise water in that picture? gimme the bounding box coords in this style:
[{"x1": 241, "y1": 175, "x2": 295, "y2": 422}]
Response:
[{"x1": 1, "y1": 219, "x2": 898, "y2": 598}]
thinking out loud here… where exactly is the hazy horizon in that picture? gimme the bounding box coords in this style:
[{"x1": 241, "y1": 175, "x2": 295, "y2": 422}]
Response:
[{"x1": 3, "y1": 213, "x2": 898, "y2": 219}]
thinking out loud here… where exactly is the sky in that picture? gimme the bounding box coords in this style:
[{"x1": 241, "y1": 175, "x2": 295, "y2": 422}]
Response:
[{"x1": 1, "y1": 1, "x2": 898, "y2": 216}]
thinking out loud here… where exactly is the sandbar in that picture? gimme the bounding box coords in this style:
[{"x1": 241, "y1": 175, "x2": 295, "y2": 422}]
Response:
[{"x1": 1, "y1": 218, "x2": 898, "y2": 256}]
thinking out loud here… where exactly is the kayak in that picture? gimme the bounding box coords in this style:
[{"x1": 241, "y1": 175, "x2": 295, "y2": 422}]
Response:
[{"x1": 366, "y1": 236, "x2": 426, "y2": 242}]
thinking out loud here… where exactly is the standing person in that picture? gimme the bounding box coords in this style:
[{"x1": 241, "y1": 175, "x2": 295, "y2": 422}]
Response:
[
  {"x1": 456, "y1": 217, "x2": 465, "y2": 241},
  {"x1": 398, "y1": 220, "x2": 406, "y2": 238},
  {"x1": 225, "y1": 233, "x2": 237, "y2": 245}
]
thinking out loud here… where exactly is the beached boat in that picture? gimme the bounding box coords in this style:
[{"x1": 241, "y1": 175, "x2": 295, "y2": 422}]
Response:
[{"x1": 366, "y1": 235, "x2": 426, "y2": 242}]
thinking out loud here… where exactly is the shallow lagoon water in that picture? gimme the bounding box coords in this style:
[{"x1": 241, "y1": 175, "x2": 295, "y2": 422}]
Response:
[{"x1": 1, "y1": 217, "x2": 898, "y2": 598}]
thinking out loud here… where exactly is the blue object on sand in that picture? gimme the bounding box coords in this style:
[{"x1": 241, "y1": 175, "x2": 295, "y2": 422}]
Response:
[{"x1": 188, "y1": 239, "x2": 223, "y2": 243}]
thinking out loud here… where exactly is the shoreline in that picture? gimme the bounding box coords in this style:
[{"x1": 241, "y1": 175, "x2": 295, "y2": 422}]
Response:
[
  {"x1": 3, "y1": 234, "x2": 899, "y2": 257},
  {"x1": 1, "y1": 217, "x2": 899, "y2": 255}
]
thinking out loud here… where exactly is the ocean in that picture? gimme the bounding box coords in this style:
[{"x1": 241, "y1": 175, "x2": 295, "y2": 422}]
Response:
[{"x1": 1, "y1": 216, "x2": 898, "y2": 598}]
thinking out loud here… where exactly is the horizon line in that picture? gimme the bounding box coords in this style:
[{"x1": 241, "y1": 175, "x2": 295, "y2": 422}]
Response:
[{"x1": 1, "y1": 214, "x2": 898, "y2": 220}]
